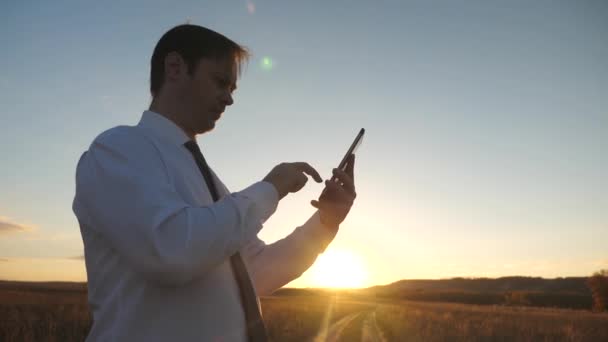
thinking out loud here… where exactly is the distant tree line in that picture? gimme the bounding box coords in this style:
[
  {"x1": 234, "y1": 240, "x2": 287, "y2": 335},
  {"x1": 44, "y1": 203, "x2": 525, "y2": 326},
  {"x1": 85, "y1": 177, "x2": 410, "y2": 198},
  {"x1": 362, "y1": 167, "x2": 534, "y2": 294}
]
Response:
[
  {"x1": 372, "y1": 290, "x2": 593, "y2": 309},
  {"x1": 364, "y1": 275, "x2": 605, "y2": 310},
  {"x1": 274, "y1": 274, "x2": 608, "y2": 312},
  {"x1": 587, "y1": 269, "x2": 608, "y2": 312}
]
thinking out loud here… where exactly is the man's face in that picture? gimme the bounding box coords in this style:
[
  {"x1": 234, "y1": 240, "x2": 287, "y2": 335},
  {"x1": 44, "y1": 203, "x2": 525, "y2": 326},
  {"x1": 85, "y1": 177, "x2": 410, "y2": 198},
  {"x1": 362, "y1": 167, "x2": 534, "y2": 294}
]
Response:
[{"x1": 180, "y1": 57, "x2": 237, "y2": 135}]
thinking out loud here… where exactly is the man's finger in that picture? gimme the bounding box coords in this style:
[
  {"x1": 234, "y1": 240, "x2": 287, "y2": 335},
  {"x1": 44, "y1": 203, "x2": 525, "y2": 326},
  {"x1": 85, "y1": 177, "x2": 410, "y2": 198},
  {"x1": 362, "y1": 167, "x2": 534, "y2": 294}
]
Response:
[
  {"x1": 310, "y1": 199, "x2": 336, "y2": 211},
  {"x1": 330, "y1": 154, "x2": 355, "y2": 183},
  {"x1": 311, "y1": 198, "x2": 352, "y2": 212},
  {"x1": 293, "y1": 162, "x2": 322, "y2": 183},
  {"x1": 319, "y1": 180, "x2": 355, "y2": 203},
  {"x1": 293, "y1": 174, "x2": 308, "y2": 192},
  {"x1": 332, "y1": 169, "x2": 355, "y2": 196}
]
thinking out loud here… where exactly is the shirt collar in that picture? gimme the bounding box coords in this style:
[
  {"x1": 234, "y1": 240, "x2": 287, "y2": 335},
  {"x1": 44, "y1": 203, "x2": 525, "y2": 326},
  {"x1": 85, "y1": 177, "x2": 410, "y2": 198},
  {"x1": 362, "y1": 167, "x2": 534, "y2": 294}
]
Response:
[{"x1": 137, "y1": 110, "x2": 192, "y2": 146}]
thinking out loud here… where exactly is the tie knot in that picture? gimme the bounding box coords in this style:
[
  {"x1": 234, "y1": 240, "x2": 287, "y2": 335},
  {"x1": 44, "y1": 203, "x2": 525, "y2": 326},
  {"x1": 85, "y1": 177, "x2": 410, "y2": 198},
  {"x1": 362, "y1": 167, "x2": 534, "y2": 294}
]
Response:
[{"x1": 184, "y1": 140, "x2": 201, "y2": 155}]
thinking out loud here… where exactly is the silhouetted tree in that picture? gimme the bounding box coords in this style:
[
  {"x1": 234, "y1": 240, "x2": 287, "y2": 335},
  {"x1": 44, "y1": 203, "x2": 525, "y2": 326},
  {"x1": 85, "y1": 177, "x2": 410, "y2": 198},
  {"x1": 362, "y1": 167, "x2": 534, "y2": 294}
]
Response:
[
  {"x1": 504, "y1": 291, "x2": 531, "y2": 306},
  {"x1": 587, "y1": 269, "x2": 608, "y2": 312}
]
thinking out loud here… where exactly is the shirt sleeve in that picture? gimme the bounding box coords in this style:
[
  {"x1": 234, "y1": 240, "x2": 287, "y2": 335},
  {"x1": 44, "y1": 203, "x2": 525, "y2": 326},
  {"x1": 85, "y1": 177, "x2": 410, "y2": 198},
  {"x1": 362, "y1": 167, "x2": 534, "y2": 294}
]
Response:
[
  {"x1": 241, "y1": 211, "x2": 338, "y2": 296},
  {"x1": 72, "y1": 127, "x2": 279, "y2": 287}
]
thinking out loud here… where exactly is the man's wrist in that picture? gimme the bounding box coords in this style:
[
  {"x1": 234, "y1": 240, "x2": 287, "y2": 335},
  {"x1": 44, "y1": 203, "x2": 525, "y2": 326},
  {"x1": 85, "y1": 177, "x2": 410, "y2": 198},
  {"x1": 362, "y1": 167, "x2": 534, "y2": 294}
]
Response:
[
  {"x1": 318, "y1": 214, "x2": 339, "y2": 231},
  {"x1": 312, "y1": 212, "x2": 339, "y2": 252}
]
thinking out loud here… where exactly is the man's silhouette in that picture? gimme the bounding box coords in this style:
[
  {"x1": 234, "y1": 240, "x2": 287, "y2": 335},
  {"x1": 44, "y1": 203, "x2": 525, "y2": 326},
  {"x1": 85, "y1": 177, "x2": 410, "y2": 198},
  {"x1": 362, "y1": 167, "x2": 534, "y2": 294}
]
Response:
[{"x1": 72, "y1": 24, "x2": 356, "y2": 341}]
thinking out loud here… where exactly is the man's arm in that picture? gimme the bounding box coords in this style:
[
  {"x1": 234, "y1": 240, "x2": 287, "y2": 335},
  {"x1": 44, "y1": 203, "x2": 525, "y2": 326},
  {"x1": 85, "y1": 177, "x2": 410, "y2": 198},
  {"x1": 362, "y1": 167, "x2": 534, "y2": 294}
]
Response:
[
  {"x1": 212, "y1": 177, "x2": 336, "y2": 296},
  {"x1": 241, "y1": 212, "x2": 337, "y2": 296},
  {"x1": 73, "y1": 127, "x2": 278, "y2": 287},
  {"x1": 243, "y1": 154, "x2": 357, "y2": 295}
]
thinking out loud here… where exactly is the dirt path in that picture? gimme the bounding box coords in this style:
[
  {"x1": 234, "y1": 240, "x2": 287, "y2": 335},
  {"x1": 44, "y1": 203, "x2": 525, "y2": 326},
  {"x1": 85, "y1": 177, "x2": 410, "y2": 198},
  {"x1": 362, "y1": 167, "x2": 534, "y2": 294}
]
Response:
[
  {"x1": 311, "y1": 310, "x2": 386, "y2": 342},
  {"x1": 361, "y1": 310, "x2": 387, "y2": 342},
  {"x1": 311, "y1": 311, "x2": 363, "y2": 342}
]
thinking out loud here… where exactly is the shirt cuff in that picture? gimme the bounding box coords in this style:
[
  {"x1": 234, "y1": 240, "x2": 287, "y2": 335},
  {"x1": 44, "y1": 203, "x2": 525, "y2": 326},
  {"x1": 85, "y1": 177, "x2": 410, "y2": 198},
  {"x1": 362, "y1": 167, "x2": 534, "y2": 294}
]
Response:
[{"x1": 239, "y1": 181, "x2": 279, "y2": 223}]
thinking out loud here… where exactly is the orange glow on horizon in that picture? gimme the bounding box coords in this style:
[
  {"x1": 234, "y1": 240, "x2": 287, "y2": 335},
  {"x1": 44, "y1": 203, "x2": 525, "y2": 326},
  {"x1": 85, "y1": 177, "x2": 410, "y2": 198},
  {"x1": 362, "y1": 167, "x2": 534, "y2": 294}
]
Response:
[
  {"x1": 0, "y1": 258, "x2": 86, "y2": 282},
  {"x1": 308, "y1": 248, "x2": 370, "y2": 289}
]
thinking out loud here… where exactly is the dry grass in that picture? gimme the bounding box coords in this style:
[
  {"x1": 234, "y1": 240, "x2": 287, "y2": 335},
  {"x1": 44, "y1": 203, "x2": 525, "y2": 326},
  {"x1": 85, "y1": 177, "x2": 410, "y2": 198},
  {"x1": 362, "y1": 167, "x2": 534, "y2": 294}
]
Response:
[
  {"x1": 375, "y1": 300, "x2": 608, "y2": 342},
  {"x1": 0, "y1": 284, "x2": 91, "y2": 342},
  {"x1": 1, "y1": 304, "x2": 91, "y2": 342},
  {"x1": 1, "y1": 284, "x2": 607, "y2": 341},
  {"x1": 261, "y1": 295, "x2": 373, "y2": 341}
]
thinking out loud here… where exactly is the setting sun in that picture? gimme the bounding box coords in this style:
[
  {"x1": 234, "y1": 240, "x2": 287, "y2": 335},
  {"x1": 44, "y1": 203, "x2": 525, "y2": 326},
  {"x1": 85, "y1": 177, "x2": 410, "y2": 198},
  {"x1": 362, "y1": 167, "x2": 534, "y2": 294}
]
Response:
[{"x1": 309, "y1": 249, "x2": 369, "y2": 288}]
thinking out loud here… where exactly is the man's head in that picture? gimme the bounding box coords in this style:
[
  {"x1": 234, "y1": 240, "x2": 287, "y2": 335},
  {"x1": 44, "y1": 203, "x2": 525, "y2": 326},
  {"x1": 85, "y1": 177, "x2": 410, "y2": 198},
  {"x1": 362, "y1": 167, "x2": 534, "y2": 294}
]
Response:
[{"x1": 149, "y1": 24, "x2": 249, "y2": 137}]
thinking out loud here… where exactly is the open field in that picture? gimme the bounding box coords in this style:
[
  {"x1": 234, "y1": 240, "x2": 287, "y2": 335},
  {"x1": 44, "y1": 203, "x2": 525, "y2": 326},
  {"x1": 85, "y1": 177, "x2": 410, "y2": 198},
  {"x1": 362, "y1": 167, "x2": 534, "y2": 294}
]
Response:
[
  {"x1": 1, "y1": 282, "x2": 607, "y2": 341},
  {"x1": 263, "y1": 296, "x2": 608, "y2": 341}
]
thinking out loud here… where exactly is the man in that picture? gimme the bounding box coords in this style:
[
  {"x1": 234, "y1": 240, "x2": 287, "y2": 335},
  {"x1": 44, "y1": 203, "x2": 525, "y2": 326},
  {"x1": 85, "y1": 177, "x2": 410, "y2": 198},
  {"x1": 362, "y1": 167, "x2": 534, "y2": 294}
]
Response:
[{"x1": 72, "y1": 24, "x2": 356, "y2": 341}]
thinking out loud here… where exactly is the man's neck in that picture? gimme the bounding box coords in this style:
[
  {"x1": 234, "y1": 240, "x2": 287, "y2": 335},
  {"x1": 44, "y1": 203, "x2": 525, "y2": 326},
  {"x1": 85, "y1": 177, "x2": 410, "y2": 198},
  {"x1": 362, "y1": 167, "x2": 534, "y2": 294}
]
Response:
[{"x1": 149, "y1": 100, "x2": 196, "y2": 141}]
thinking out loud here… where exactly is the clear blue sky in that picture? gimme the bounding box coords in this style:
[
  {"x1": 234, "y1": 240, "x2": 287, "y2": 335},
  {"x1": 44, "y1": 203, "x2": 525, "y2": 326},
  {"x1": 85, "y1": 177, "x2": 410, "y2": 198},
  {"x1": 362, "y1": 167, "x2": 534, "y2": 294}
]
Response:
[{"x1": 1, "y1": 0, "x2": 606, "y2": 286}]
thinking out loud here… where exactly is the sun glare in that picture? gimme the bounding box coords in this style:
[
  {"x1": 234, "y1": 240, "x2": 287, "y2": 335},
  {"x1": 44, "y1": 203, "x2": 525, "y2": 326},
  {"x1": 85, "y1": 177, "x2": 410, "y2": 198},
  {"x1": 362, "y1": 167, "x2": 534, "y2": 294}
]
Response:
[{"x1": 310, "y1": 249, "x2": 368, "y2": 288}]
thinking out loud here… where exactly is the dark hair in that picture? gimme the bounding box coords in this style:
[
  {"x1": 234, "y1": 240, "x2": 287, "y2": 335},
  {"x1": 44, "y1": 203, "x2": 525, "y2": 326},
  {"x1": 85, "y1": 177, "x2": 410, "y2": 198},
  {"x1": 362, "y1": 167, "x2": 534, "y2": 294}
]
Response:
[{"x1": 150, "y1": 24, "x2": 250, "y2": 97}]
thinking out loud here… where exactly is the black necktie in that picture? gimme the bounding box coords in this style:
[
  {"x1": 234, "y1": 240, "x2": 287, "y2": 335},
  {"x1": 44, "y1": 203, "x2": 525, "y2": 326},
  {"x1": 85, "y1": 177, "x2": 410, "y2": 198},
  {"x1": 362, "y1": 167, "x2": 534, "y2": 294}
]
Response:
[{"x1": 184, "y1": 140, "x2": 268, "y2": 342}]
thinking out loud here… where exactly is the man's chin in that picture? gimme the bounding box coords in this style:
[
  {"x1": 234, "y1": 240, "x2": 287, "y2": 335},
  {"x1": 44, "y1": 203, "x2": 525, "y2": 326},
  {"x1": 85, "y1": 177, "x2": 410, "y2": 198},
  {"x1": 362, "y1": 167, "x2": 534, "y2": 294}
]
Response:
[{"x1": 197, "y1": 122, "x2": 216, "y2": 135}]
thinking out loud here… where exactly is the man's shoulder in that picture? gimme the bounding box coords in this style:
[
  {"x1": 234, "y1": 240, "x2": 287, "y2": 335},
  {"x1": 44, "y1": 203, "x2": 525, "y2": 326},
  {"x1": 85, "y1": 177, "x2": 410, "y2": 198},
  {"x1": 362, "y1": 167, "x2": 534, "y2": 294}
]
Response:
[
  {"x1": 92, "y1": 125, "x2": 138, "y2": 146},
  {"x1": 89, "y1": 124, "x2": 152, "y2": 152},
  {"x1": 79, "y1": 124, "x2": 167, "y2": 177}
]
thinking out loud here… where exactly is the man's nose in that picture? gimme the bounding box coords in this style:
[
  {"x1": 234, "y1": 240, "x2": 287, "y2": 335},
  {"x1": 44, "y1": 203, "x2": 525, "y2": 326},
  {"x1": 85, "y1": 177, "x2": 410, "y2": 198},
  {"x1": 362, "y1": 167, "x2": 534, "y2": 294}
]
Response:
[{"x1": 222, "y1": 92, "x2": 234, "y2": 107}]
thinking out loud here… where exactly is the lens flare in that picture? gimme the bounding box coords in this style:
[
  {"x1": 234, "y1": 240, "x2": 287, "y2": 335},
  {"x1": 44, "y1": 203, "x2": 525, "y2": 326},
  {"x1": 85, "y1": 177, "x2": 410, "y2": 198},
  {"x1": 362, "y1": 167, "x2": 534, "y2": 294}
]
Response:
[
  {"x1": 246, "y1": 1, "x2": 255, "y2": 14},
  {"x1": 260, "y1": 56, "x2": 274, "y2": 71}
]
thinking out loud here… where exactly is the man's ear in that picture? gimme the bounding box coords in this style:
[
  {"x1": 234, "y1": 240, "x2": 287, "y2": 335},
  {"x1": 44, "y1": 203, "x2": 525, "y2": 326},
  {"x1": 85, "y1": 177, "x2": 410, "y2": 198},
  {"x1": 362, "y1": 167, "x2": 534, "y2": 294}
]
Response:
[{"x1": 164, "y1": 52, "x2": 186, "y2": 83}]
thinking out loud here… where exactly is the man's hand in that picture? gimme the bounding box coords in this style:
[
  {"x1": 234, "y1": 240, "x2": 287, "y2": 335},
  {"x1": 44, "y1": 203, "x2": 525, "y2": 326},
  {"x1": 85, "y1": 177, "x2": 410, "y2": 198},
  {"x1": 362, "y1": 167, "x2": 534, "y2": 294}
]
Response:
[
  {"x1": 311, "y1": 154, "x2": 356, "y2": 229},
  {"x1": 263, "y1": 162, "x2": 323, "y2": 200}
]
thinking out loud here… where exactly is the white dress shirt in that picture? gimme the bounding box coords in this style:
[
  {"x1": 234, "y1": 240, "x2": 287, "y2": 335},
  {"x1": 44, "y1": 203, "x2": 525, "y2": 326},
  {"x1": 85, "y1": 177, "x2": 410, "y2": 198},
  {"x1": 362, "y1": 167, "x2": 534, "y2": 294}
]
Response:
[{"x1": 72, "y1": 110, "x2": 334, "y2": 342}]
